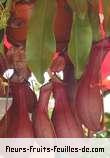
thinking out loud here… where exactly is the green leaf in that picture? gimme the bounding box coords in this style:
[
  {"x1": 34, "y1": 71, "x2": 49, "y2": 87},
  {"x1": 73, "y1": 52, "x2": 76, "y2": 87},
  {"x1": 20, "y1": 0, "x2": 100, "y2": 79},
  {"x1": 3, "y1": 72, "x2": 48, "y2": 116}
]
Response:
[
  {"x1": 104, "y1": 113, "x2": 110, "y2": 129},
  {"x1": 68, "y1": 15, "x2": 92, "y2": 79},
  {"x1": 103, "y1": 0, "x2": 110, "y2": 36},
  {"x1": 0, "y1": 0, "x2": 7, "y2": 3},
  {"x1": 6, "y1": 0, "x2": 12, "y2": 10},
  {"x1": 26, "y1": 0, "x2": 56, "y2": 83},
  {"x1": 0, "y1": 29, "x2": 4, "y2": 44},
  {"x1": 87, "y1": 0, "x2": 110, "y2": 40},
  {"x1": 67, "y1": 0, "x2": 88, "y2": 19},
  {"x1": 87, "y1": 0, "x2": 110, "y2": 36},
  {"x1": 0, "y1": 41, "x2": 3, "y2": 54}
]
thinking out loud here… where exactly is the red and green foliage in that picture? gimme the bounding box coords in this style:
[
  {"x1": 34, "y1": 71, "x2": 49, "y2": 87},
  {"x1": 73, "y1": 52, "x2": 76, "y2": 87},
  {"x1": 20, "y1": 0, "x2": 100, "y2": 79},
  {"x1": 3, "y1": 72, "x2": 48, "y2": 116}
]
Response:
[{"x1": 0, "y1": 0, "x2": 110, "y2": 138}]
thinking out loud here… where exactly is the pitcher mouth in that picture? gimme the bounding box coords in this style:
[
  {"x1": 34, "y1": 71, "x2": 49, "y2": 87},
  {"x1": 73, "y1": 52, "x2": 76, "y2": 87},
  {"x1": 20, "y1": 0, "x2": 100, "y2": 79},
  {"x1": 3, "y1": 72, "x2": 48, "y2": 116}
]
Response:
[{"x1": 8, "y1": 17, "x2": 26, "y2": 29}]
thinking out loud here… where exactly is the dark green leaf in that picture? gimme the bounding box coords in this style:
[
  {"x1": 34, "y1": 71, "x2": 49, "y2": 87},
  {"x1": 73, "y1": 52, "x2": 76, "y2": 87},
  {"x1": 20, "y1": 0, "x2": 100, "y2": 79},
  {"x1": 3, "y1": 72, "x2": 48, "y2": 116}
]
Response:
[
  {"x1": 87, "y1": 0, "x2": 106, "y2": 41},
  {"x1": 0, "y1": 42, "x2": 3, "y2": 54},
  {"x1": 68, "y1": 15, "x2": 92, "y2": 79},
  {"x1": 26, "y1": 0, "x2": 56, "y2": 83},
  {"x1": 0, "y1": 29, "x2": 4, "y2": 44}
]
